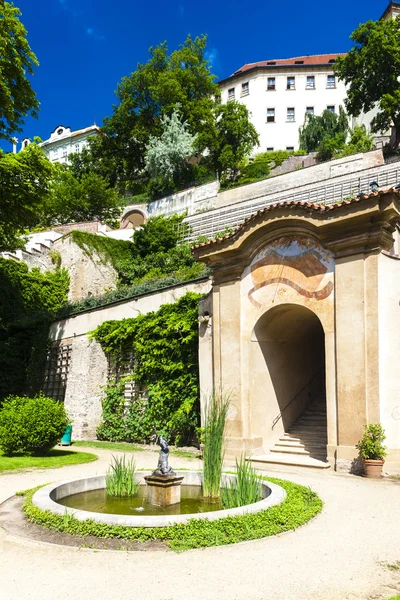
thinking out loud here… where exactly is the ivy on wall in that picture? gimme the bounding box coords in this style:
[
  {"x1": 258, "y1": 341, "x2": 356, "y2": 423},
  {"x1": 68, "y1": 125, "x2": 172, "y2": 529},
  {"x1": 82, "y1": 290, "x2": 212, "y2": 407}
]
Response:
[
  {"x1": 69, "y1": 214, "x2": 207, "y2": 290},
  {"x1": 0, "y1": 258, "x2": 69, "y2": 401},
  {"x1": 90, "y1": 292, "x2": 202, "y2": 445}
]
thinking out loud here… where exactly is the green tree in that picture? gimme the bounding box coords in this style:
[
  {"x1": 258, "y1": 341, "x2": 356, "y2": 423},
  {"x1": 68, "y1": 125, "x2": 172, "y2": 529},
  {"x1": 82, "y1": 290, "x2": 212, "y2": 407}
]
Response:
[
  {"x1": 43, "y1": 166, "x2": 120, "y2": 227},
  {"x1": 144, "y1": 108, "x2": 197, "y2": 187},
  {"x1": 0, "y1": 143, "x2": 54, "y2": 251},
  {"x1": 0, "y1": 1, "x2": 39, "y2": 141},
  {"x1": 334, "y1": 16, "x2": 400, "y2": 149},
  {"x1": 101, "y1": 35, "x2": 219, "y2": 184},
  {"x1": 209, "y1": 101, "x2": 259, "y2": 181},
  {"x1": 299, "y1": 107, "x2": 348, "y2": 153}
]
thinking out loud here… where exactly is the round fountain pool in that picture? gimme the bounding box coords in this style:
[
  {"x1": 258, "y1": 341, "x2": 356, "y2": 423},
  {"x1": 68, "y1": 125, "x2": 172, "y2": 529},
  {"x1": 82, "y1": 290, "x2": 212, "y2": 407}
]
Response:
[{"x1": 32, "y1": 470, "x2": 286, "y2": 528}]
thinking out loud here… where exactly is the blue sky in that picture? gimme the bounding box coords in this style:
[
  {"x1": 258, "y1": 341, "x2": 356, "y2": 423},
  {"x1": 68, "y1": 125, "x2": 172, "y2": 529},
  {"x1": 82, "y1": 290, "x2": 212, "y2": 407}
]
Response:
[{"x1": 3, "y1": 0, "x2": 391, "y2": 151}]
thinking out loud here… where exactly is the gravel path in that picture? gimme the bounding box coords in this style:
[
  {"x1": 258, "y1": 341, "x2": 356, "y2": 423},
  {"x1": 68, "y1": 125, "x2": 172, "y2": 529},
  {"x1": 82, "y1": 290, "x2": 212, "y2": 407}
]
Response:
[{"x1": 0, "y1": 446, "x2": 399, "y2": 600}]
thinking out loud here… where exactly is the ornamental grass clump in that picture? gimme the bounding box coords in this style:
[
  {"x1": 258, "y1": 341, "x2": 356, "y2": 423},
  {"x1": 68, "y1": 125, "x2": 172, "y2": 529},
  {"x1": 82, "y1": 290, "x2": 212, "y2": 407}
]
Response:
[
  {"x1": 105, "y1": 454, "x2": 139, "y2": 497},
  {"x1": 220, "y1": 455, "x2": 262, "y2": 509},
  {"x1": 202, "y1": 392, "x2": 230, "y2": 499}
]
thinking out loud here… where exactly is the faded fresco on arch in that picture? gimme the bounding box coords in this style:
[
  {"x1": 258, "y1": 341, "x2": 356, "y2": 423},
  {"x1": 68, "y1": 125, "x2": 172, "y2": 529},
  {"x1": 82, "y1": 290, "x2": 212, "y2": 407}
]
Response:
[{"x1": 247, "y1": 236, "x2": 334, "y2": 308}]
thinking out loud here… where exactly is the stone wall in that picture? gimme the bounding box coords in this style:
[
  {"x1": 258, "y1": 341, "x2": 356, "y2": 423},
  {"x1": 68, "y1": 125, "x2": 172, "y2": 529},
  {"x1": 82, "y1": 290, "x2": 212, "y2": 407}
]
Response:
[
  {"x1": 49, "y1": 278, "x2": 211, "y2": 439},
  {"x1": 52, "y1": 235, "x2": 118, "y2": 303}
]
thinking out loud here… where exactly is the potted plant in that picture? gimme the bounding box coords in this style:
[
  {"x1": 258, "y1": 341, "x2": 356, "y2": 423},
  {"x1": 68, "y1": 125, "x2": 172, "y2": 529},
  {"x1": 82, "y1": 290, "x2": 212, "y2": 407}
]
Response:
[{"x1": 356, "y1": 424, "x2": 387, "y2": 478}]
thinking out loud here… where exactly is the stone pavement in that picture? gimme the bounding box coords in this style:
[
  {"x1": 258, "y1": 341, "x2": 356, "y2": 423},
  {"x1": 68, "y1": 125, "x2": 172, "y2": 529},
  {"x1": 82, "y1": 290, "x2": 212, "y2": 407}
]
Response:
[{"x1": 0, "y1": 446, "x2": 399, "y2": 600}]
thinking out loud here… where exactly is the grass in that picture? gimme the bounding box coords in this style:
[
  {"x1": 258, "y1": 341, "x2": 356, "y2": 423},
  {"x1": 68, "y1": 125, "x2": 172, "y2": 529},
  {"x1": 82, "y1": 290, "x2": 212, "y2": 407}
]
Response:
[
  {"x1": 202, "y1": 392, "x2": 230, "y2": 499},
  {"x1": 220, "y1": 456, "x2": 262, "y2": 509},
  {"x1": 106, "y1": 455, "x2": 139, "y2": 497},
  {"x1": 0, "y1": 448, "x2": 97, "y2": 472},
  {"x1": 20, "y1": 475, "x2": 323, "y2": 551},
  {"x1": 384, "y1": 596, "x2": 400, "y2": 600},
  {"x1": 73, "y1": 440, "x2": 143, "y2": 452},
  {"x1": 73, "y1": 440, "x2": 201, "y2": 459}
]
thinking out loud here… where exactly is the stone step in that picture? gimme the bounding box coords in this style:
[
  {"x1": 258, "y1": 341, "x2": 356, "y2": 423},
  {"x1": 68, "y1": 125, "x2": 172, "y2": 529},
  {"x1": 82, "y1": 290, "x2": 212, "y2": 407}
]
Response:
[
  {"x1": 289, "y1": 425, "x2": 327, "y2": 432},
  {"x1": 275, "y1": 440, "x2": 327, "y2": 451},
  {"x1": 249, "y1": 454, "x2": 331, "y2": 469},
  {"x1": 270, "y1": 446, "x2": 326, "y2": 458},
  {"x1": 281, "y1": 435, "x2": 327, "y2": 444}
]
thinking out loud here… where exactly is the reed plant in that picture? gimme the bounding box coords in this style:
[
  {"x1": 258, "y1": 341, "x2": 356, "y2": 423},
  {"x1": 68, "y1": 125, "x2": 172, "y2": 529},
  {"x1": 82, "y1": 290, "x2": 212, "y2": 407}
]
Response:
[
  {"x1": 220, "y1": 455, "x2": 262, "y2": 509},
  {"x1": 105, "y1": 454, "x2": 139, "y2": 497},
  {"x1": 202, "y1": 392, "x2": 230, "y2": 499}
]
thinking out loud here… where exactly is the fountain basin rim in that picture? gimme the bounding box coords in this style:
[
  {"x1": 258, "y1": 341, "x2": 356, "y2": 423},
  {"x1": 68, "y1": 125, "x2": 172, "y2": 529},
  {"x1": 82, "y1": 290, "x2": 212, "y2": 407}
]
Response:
[{"x1": 32, "y1": 470, "x2": 286, "y2": 528}]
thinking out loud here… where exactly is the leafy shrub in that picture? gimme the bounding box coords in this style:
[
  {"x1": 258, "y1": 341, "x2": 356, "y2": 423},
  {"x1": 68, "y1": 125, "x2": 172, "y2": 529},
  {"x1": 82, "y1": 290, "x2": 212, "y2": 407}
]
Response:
[
  {"x1": 220, "y1": 455, "x2": 262, "y2": 509},
  {"x1": 92, "y1": 293, "x2": 202, "y2": 445},
  {"x1": 0, "y1": 394, "x2": 69, "y2": 455},
  {"x1": 106, "y1": 454, "x2": 139, "y2": 497},
  {"x1": 356, "y1": 424, "x2": 387, "y2": 460}
]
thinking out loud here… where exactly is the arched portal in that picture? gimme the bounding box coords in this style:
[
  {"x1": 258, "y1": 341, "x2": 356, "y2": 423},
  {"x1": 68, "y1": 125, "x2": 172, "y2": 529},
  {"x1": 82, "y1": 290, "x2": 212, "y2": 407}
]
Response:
[
  {"x1": 120, "y1": 208, "x2": 147, "y2": 230},
  {"x1": 251, "y1": 303, "x2": 327, "y2": 460}
]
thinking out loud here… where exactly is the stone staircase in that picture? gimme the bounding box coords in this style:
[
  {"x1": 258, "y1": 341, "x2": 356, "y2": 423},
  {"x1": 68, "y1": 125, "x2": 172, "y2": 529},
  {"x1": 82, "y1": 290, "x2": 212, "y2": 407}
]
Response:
[{"x1": 251, "y1": 394, "x2": 331, "y2": 469}]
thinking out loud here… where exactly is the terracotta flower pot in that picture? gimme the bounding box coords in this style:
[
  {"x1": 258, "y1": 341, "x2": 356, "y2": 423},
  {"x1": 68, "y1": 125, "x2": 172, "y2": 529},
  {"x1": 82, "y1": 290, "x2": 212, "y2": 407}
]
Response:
[{"x1": 363, "y1": 459, "x2": 384, "y2": 478}]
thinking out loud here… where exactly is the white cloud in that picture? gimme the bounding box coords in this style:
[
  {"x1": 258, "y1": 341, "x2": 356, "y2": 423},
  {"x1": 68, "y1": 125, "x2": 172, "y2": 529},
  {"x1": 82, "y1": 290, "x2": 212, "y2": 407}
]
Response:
[
  {"x1": 205, "y1": 47, "x2": 218, "y2": 68},
  {"x1": 86, "y1": 26, "x2": 105, "y2": 41}
]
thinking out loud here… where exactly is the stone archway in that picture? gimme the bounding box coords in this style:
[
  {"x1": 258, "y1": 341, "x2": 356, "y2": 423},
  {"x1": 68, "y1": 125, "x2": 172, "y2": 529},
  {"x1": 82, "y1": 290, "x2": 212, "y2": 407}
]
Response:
[
  {"x1": 120, "y1": 208, "x2": 147, "y2": 229},
  {"x1": 251, "y1": 303, "x2": 327, "y2": 464}
]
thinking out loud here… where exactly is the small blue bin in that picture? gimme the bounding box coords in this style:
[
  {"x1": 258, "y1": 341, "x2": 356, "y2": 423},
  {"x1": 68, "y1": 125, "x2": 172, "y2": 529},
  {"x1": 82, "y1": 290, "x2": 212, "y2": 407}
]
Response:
[{"x1": 60, "y1": 425, "x2": 72, "y2": 446}]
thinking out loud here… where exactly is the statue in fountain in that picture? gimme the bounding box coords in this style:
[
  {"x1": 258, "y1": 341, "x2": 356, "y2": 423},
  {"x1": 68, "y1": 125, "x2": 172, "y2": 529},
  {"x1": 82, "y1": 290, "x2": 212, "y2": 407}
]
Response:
[{"x1": 152, "y1": 436, "x2": 175, "y2": 476}]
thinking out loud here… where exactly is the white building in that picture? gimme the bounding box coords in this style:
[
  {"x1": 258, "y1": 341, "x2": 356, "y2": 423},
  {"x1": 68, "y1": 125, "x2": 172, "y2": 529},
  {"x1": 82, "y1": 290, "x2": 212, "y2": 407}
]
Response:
[
  {"x1": 218, "y1": 54, "x2": 349, "y2": 152},
  {"x1": 38, "y1": 124, "x2": 102, "y2": 164}
]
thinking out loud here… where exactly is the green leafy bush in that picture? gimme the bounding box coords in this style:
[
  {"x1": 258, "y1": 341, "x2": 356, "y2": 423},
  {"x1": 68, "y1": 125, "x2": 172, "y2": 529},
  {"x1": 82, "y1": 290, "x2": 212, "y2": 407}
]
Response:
[
  {"x1": 220, "y1": 455, "x2": 262, "y2": 509},
  {"x1": 106, "y1": 454, "x2": 139, "y2": 497},
  {"x1": 0, "y1": 394, "x2": 69, "y2": 455},
  {"x1": 92, "y1": 292, "x2": 202, "y2": 445},
  {"x1": 0, "y1": 258, "x2": 69, "y2": 402},
  {"x1": 356, "y1": 424, "x2": 387, "y2": 460}
]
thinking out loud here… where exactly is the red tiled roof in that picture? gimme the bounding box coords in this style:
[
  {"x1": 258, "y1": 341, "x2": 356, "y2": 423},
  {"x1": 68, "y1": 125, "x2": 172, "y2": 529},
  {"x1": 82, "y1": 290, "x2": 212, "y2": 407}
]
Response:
[
  {"x1": 233, "y1": 53, "x2": 346, "y2": 75},
  {"x1": 191, "y1": 188, "x2": 399, "y2": 251}
]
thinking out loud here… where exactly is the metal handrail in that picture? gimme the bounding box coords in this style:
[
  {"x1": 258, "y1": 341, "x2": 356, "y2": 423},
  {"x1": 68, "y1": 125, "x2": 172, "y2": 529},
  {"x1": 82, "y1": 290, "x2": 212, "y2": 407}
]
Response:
[{"x1": 271, "y1": 367, "x2": 324, "y2": 430}]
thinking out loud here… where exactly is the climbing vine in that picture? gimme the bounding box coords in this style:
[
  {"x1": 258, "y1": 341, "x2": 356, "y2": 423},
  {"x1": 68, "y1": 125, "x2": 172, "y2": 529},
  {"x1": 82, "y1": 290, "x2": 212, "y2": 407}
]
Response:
[
  {"x1": 70, "y1": 214, "x2": 207, "y2": 288},
  {"x1": 0, "y1": 258, "x2": 69, "y2": 402},
  {"x1": 91, "y1": 292, "x2": 202, "y2": 445}
]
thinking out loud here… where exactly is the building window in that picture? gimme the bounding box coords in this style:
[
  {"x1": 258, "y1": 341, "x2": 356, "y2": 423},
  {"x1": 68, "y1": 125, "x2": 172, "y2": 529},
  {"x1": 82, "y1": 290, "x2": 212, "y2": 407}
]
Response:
[
  {"x1": 267, "y1": 77, "x2": 276, "y2": 91},
  {"x1": 287, "y1": 76, "x2": 295, "y2": 90},
  {"x1": 241, "y1": 82, "x2": 249, "y2": 96},
  {"x1": 62, "y1": 147, "x2": 67, "y2": 157},
  {"x1": 287, "y1": 107, "x2": 295, "y2": 122},
  {"x1": 306, "y1": 107, "x2": 314, "y2": 115},
  {"x1": 327, "y1": 105, "x2": 335, "y2": 113},
  {"x1": 266, "y1": 108, "x2": 275, "y2": 123},
  {"x1": 228, "y1": 87, "x2": 235, "y2": 101},
  {"x1": 327, "y1": 75, "x2": 336, "y2": 88},
  {"x1": 74, "y1": 143, "x2": 80, "y2": 153},
  {"x1": 306, "y1": 75, "x2": 315, "y2": 89},
  {"x1": 53, "y1": 148, "x2": 59, "y2": 158},
  {"x1": 286, "y1": 147, "x2": 295, "y2": 151},
  {"x1": 266, "y1": 147, "x2": 274, "y2": 151}
]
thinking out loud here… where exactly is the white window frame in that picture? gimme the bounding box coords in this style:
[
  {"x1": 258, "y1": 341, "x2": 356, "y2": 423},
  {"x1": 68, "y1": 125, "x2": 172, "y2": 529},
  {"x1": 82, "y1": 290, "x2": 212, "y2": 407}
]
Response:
[
  {"x1": 286, "y1": 146, "x2": 295, "y2": 151},
  {"x1": 286, "y1": 107, "x2": 295, "y2": 122},
  {"x1": 266, "y1": 147, "x2": 274, "y2": 152},
  {"x1": 74, "y1": 143, "x2": 80, "y2": 153},
  {"x1": 228, "y1": 87, "x2": 235, "y2": 101},
  {"x1": 306, "y1": 75, "x2": 315, "y2": 89},
  {"x1": 306, "y1": 107, "x2": 314, "y2": 115},
  {"x1": 326, "y1": 105, "x2": 335, "y2": 113},
  {"x1": 241, "y1": 82, "x2": 249, "y2": 96},
  {"x1": 327, "y1": 75, "x2": 336, "y2": 89},
  {"x1": 266, "y1": 108, "x2": 275, "y2": 123},
  {"x1": 267, "y1": 77, "x2": 276, "y2": 91},
  {"x1": 286, "y1": 76, "x2": 295, "y2": 90}
]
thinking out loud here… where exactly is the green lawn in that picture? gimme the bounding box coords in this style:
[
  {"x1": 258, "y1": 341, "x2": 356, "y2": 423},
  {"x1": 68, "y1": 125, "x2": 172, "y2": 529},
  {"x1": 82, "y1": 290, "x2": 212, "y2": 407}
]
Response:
[
  {"x1": 0, "y1": 448, "x2": 98, "y2": 472},
  {"x1": 385, "y1": 596, "x2": 400, "y2": 600},
  {"x1": 73, "y1": 440, "x2": 201, "y2": 459},
  {"x1": 73, "y1": 440, "x2": 143, "y2": 453}
]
